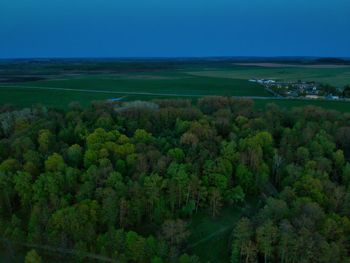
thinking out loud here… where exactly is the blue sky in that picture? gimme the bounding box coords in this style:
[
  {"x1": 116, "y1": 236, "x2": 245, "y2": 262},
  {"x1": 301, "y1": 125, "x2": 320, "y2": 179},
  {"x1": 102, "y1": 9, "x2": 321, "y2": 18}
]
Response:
[{"x1": 0, "y1": 0, "x2": 349, "y2": 58}]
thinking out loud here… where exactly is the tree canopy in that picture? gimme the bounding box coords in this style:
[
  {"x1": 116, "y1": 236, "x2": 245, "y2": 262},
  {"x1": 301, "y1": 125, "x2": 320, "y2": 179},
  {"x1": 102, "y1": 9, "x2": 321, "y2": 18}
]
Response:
[{"x1": 0, "y1": 97, "x2": 350, "y2": 262}]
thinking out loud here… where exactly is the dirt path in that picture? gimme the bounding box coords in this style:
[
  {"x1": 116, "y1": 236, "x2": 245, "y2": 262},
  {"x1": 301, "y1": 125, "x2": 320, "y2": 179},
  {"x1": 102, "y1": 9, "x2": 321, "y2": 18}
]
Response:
[
  {"x1": 0, "y1": 84, "x2": 287, "y2": 100},
  {"x1": 0, "y1": 85, "x2": 205, "y2": 97}
]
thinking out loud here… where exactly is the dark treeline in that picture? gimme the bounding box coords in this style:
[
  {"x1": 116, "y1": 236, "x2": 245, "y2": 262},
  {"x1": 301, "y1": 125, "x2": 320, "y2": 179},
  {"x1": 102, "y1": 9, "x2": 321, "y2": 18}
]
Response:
[{"x1": 1, "y1": 97, "x2": 350, "y2": 263}]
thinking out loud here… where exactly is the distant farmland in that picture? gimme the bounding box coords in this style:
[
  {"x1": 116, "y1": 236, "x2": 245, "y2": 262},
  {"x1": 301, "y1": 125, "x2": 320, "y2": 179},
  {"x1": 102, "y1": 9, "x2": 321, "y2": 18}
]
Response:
[
  {"x1": 0, "y1": 72, "x2": 270, "y2": 107},
  {"x1": 188, "y1": 65, "x2": 350, "y2": 88},
  {"x1": 0, "y1": 60, "x2": 349, "y2": 112}
]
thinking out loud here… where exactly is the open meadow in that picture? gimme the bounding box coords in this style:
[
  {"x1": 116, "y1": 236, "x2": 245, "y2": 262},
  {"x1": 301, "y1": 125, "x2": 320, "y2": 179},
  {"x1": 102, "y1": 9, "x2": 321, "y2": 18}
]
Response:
[{"x1": 0, "y1": 60, "x2": 350, "y2": 112}]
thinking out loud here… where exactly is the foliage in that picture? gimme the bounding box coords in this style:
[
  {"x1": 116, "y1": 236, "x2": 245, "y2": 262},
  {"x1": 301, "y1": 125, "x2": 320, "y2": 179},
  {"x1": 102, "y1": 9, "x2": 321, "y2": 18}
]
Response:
[{"x1": 0, "y1": 97, "x2": 350, "y2": 262}]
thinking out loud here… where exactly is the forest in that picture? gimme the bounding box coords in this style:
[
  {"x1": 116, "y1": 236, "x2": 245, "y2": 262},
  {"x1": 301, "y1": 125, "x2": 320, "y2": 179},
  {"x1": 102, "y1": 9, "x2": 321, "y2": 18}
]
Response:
[{"x1": 1, "y1": 97, "x2": 350, "y2": 263}]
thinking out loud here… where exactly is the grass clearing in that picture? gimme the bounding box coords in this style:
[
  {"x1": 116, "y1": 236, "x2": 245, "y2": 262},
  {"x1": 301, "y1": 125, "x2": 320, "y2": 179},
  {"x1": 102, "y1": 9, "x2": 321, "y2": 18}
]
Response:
[
  {"x1": 186, "y1": 199, "x2": 260, "y2": 263},
  {"x1": 186, "y1": 208, "x2": 241, "y2": 263}
]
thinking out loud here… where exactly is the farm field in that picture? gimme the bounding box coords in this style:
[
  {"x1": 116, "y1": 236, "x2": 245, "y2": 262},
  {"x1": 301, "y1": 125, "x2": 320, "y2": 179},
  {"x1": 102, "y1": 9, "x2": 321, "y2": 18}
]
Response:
[
  {"x1": 0, "y1": 86, "x2": 113, "y2": 108},
  {"x1": 0, "y1": 60, "x2": 350, "y2": 112},
  {"x1": 0, "y1": 72, "x2": 269, "y2": 95}
]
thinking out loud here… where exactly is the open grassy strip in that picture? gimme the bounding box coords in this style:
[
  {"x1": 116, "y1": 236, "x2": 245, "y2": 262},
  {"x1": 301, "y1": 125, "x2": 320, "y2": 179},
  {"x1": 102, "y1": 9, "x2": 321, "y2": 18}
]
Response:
[
  {"x1": 186, "y1": 199, "x2": 260, "y2": 263},
  {"x1": 11, "y1": 73, "x2": 271, "y2": 97}
]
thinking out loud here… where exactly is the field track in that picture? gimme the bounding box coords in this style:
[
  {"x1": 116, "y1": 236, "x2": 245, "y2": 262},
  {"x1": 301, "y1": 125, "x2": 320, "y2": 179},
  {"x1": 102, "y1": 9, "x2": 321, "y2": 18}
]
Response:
[{"x1": 0, "y1": 85, "x2": 206, "y2": 97}]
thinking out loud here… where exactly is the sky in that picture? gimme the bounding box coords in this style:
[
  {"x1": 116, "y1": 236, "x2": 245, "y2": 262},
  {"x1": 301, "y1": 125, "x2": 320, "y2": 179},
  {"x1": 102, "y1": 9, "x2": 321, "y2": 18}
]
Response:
[{"x1": 1, "y1": 0, "x2": 350, "y2": 58}]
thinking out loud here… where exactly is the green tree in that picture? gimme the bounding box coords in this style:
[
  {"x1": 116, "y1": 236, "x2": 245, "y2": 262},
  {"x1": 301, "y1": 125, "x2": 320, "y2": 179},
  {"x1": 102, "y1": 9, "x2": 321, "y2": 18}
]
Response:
[
  {"x1": 38, "y1": 129, "x2": 54, "y2": 154},
  {"x1": 83, "y1": 149, "x2": 98, "y2": 168},
  {"x1": 126, "y1": 231, "x2": 146, "y2": 263},
  {"x1": 231, "y1": 218, "x2": 256, "y2": 263},
  {"x1": 25, "y1": 249, "x2": 42, "y2": 263},
  {"x1": 167, "y1": 162, "x2": 190, "y2": 209},
  {"x1": 342, "y1": 163, "x2": 350, "y2": 186},
  {"x1": 168, "y1": 148, "x2": 185, "y2": 162},
  {"x1": 236, "y1": 164, "x2": 254, "y2": 194},
  {"x1": 45, "y1": 153, "x2": 66, "y2": 172},
  {"x1": 161, "y1": 219, "x2": 189, "y2": 249},
  {"x1": 256, "y1": 220, "x2": 278, "y2": 263},
  {"x1": 209, "y1": 187, "x2": 222, "y2": 217},
  {"x1": 134, "y1": 129, "x2": 153, "y2": 143},
  {"x1": 47, "y1": 200, "x2": 100, "y2": 247},
  {"x1": 67, "y1": 144, "x2": 83, "y2": 167},
  {"x1": 13, "y1": 171, "x2": 33, "y2": 208},
  {"x1": 144, "y1": 173, "x2": 163, "y2": 219}
]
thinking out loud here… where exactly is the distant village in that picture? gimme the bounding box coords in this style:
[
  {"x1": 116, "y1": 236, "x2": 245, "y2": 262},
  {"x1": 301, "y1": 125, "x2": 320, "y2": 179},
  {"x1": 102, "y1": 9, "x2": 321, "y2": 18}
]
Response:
[{"x1": 249, "y1": 78, "x2": 342, "y2": 100}]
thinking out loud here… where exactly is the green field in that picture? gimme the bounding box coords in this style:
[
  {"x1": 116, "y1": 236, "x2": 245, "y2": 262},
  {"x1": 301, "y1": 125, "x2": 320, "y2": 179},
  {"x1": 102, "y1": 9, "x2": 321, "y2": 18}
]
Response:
[
  {"x1": 0, "y1": 72, "x2": 269, "y2": 108},
  {"x1": 0, "y1": 86, "x2": 113, "y2": 108},
  {"x1": 1, "y1": 61, "x2": 350, "y2": 112}
]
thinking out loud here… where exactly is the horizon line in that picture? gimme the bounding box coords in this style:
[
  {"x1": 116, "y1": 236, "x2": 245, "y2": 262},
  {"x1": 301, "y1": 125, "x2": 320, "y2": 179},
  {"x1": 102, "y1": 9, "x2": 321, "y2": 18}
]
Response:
[{"x1": 1, "y1": 55, "x2": 350, "y2": 61}]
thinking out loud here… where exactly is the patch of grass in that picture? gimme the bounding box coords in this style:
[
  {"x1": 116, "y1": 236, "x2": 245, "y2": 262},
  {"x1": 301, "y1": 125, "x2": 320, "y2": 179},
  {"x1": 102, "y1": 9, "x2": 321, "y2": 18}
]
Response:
[
  {"x1": 186, "y1": 208, "x2": 239, "y2": 263},
  {"x1": 185, "y1": 197, "x2": 263, "y2": 263}
]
